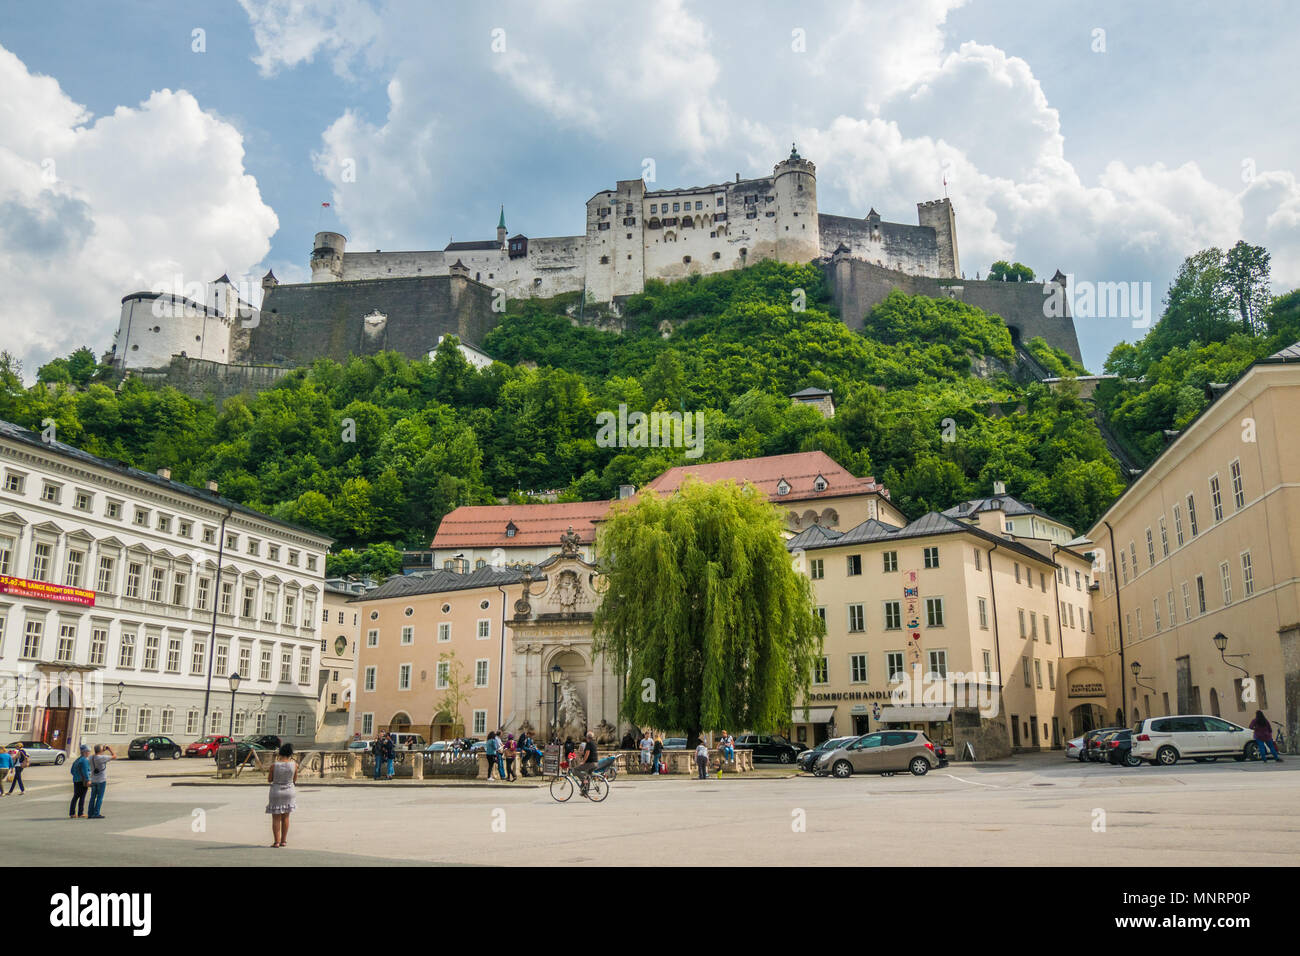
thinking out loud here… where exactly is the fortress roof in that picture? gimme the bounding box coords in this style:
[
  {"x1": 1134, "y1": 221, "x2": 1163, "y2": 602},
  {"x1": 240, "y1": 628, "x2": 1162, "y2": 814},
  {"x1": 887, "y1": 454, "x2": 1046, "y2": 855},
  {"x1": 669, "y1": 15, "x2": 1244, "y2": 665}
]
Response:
[{"x1": 445, "y1": 239, "x2": 500, "y2": 252}]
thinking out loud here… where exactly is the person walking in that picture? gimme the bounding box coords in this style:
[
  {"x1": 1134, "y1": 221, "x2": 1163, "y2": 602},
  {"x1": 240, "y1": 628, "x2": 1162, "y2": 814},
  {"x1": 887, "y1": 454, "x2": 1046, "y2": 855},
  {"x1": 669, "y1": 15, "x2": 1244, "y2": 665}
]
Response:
[
  {"x1": 652, "y1": 734, "x2": 664, "y2": 775},
  {"x1": 640, "y1": 731, "x2": 654, "y2": 774},
  {"x1": 1249, "y1": 711, "x2": 1283, "y2": 762},
  {"x1": 8, "y1": 743, "x2": 28, "y2": 794},
  {"x1": 0, "y1": 746, "x2": 12, "y2": 798},
  {"x1": 372, "y1": 732, "x2": 384, "y2": 780},
  {"x1": 695, "y1": 737, "x2": 709, "y2": 780},
  {"x1": 69, "y1": 745, "x2": 91, "y2": 818},
  {"x1": 484, "y1": 731, "x2": 500, "y2": 780},
  {"x1": 518, "y1": 731, "x2": 534, "y2": 777},
  {"x1": 503, "y1": 734, "x2": 518, "y2": 782},
  {"x1": 87, "y1": 744, "x2": 115, "y2": 819},
  {"x1": 382, "y1": 733, "x2": 396, "y2": 780},
  {"x1": 266, "y1": 743, "x2": 299, "y2": 848}
]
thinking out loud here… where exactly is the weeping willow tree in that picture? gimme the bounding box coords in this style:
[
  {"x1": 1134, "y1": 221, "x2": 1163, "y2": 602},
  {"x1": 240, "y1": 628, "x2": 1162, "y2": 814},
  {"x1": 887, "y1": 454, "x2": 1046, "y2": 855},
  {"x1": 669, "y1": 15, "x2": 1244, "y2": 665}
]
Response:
[{"x1": 592, "y1": 479, "x2": 823, "y2": 746}]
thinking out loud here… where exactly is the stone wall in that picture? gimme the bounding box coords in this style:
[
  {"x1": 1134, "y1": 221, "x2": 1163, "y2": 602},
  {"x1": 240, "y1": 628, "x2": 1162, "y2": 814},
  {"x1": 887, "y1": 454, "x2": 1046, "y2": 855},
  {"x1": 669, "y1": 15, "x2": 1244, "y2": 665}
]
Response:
[
  {"x1": 826, "y1": 256, "x2": 1084, "y2": 365},
  {"x1": 952, "y1": 706, "x2": 1012, "y2": 760},
  {"x1": 132, "y1": 356, "x2": 293, "y2": 403}
]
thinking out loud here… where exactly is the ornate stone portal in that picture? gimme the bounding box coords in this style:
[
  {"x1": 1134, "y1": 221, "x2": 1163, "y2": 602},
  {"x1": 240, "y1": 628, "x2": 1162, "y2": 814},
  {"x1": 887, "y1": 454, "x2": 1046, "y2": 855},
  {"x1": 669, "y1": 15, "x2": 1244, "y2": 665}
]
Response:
[{"x1": 509, "y1": 544, "x2": 623, "y2": 742}]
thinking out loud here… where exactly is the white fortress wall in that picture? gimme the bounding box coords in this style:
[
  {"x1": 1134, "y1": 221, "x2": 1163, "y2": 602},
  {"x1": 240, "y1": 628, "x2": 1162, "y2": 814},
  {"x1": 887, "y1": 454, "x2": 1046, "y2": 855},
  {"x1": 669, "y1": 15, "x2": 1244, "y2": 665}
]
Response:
[{"x1": 341, "y1": 250, "x2": 447, "y2": 281}]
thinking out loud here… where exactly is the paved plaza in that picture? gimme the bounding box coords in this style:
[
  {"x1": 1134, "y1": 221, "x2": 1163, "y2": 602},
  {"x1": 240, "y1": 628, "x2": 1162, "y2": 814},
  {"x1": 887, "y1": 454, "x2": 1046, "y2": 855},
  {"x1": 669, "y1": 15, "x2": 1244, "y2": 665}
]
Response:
[{"x1": 4, "y1": 753, "x2": 1297, "y2": 866}]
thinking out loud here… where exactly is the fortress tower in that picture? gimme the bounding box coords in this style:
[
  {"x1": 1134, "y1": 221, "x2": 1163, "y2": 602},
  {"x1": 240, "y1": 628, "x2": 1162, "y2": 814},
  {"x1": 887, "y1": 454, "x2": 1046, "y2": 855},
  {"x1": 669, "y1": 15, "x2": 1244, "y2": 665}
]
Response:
[
  {"x1": 773, "y1": 145, "x2": 819, "y2": 265},
  {"x1": 311, "y1": 231, "x2": 346, "y2": 282},
  {"x1": 917, "y1": 198, "x2": 960, "y2": 279}
]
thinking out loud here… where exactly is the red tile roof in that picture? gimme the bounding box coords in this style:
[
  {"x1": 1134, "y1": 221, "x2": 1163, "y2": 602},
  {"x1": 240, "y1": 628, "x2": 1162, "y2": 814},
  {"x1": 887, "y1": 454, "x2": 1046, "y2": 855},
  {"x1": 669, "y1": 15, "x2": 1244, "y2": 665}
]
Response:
[
  {"x1": 642, "y1": 451, "x2": 887, "y2": 504},
  {"x1": 431, "y1": 500, "x2": 613, "y2": 549}
]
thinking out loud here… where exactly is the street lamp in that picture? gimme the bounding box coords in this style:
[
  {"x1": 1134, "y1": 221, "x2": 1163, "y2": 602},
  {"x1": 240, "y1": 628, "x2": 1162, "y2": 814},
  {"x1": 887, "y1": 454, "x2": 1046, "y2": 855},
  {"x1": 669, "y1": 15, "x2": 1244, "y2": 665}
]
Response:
[
  {"x1": 1212, "y1": 632, "x2": 1250, "y2": 680},
  {"x1": 550, "y1": 665, "x2": 563, "y2": 745},
  {"x1": 1130, "y1": 660, "x2": 1156, "y2": 695},
  {"x1": 227, "y1": 673, "x2": 241, "y2": 739}
]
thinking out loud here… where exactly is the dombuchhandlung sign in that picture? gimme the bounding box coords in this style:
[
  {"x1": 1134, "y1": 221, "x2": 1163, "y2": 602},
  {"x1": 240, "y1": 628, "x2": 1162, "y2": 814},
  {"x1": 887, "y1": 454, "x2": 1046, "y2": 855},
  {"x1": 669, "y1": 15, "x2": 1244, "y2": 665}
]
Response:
[{"x1": 0, "y1": 574, "x2": 95, "y2": 607}]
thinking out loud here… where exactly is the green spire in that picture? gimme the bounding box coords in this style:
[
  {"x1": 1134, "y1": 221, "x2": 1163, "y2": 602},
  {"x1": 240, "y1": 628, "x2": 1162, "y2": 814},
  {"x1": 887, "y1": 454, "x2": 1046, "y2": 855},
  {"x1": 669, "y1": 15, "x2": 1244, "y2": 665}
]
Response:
[{"x1": 498, "y1": 205, "x2": 506, "y2": 230}]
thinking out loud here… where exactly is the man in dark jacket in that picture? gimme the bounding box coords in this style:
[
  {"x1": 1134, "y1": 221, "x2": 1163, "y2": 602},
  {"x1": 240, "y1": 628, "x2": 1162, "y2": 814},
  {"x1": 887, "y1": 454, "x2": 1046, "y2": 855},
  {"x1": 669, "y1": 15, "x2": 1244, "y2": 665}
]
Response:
[{"x1": 382, "y1": 734, "x2": 396, "y2": 779}]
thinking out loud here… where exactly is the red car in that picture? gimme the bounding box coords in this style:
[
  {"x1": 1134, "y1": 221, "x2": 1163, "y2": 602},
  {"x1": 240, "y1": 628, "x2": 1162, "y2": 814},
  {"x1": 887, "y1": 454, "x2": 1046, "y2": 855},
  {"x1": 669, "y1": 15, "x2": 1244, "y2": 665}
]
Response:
[{"x1": 185, "y1": 735, "x2": 234, "y2": 757}]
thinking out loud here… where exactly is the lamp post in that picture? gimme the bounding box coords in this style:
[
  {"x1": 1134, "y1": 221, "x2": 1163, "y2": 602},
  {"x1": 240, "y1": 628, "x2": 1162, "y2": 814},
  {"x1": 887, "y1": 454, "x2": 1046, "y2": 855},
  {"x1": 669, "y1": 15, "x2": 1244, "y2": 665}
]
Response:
[
  {"x1": 1212, "y1": 632, "x2": 1250, "y2": 680},
  {"x1": 550, "y1": 665, "x2": 563, "y2": 745},
  {"x1": 1129, "y1": 661, "x2": 1156, "y2": 718},
  {"x1": 227, "y1": 673, "x2": 241, "y2": 739}
]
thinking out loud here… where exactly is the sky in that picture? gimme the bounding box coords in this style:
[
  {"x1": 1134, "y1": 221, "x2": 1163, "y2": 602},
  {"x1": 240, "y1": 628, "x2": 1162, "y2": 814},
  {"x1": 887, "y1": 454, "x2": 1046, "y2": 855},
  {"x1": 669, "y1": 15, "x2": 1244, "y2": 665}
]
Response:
[{"x1": 1, "y1": 0, "x2": 1298, "y2": 376}]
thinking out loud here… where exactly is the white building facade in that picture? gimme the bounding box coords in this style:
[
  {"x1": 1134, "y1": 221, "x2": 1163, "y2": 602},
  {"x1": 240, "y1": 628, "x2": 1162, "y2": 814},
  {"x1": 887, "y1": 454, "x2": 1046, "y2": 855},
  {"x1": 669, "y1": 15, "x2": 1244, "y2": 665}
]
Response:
[{"x1": 0, "y1": 420, "x2": 332, "y2": 755}]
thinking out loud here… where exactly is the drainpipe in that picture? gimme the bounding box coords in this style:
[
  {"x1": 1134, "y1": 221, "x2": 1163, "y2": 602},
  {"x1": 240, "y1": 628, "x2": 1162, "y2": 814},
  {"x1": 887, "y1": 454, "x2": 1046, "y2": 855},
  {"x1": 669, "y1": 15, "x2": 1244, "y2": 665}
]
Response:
[
  {"x1": 496, "y1": 582, "x2": 509, "y2": 730},
  {"x1": 1103, "y1": 520, "x2": 1128, "y2": 722},
  {"x1": 200, "y1": 506, "x2": 233, "y2": 735}
]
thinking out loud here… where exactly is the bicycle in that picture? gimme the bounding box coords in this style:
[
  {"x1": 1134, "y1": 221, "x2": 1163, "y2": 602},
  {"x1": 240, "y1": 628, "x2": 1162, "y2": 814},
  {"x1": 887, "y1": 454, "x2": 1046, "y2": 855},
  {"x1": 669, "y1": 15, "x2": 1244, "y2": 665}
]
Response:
[{"x1": 549, "y1": 760, "x2": 610, "y2": 803}]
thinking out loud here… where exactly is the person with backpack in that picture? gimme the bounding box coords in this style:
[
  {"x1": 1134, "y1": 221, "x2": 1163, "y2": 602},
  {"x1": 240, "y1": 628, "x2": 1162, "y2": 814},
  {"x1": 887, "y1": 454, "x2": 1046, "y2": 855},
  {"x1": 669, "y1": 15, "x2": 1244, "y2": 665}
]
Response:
[
  {"x1": 1249, "y1": 711, "x2": 1282, "y2": 762},
  {"x1": 484, "y1": 731, "x2": 500, "y2": 780},
  {"x1": 694, "y1": 737, "x2": 710, "y2": 780},
  {"x1": 382, "y1": 733, "x2": 396, "y2": 779},
  {"x1": 503, "y1": 733, "x2": 518, "y2": 782},
  {"x1": 652, "y1": 735, "x2": 664, "y2": 775},
  {"x1": 0, "y1": 747, "x2": 12, "y2": 798},
  {"x1": 372, "y1": 731, "x2": 385, "y2": 780},
  {"x1": 8, "y1": 743, "x2": 29, "y2": 794},
  {"x1": 69, "y1": 745, "x2": 91, "y2": 818}
]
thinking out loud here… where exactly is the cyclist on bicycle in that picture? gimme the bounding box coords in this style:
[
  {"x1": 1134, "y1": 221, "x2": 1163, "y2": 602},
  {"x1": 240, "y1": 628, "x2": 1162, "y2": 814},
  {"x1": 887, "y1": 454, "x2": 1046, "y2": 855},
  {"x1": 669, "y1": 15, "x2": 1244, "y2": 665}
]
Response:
[{"x1": 574, "y1": 732, "x2": 599, "y2": 794}]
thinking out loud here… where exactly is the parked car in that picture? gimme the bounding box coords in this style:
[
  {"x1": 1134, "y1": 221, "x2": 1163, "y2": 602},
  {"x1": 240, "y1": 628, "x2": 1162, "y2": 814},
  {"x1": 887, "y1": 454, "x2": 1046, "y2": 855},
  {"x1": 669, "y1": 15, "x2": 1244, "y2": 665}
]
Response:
[
  {"x1": 734, "y1": 733, "x2": 801, "y2": 764},
  {"x1": 1104, "y1": 729, "x2": 1142, "y2": 767},
  {"x1": 799, "y1": 736, "x2": 857, "y2": 773},
  {"x1": 815, "y1": 730, "x2": 941, "y2": 778},
  {"x1": 1064, "y1": 735, "x2": 1087, "y2": 760},
  {"x1": 127, "y1": 735, "x2": 183, "y2": 760},
  {"x1": 185, "y1": 735, "x2": 234, "y2": 758},
  {"x1": 663, "y1": 737, "x2": 688, "y2": 750},
  {"x1": 234, "y1": 734, "x2": 282, "y2": 761},
  {"x1": 348, "y1": 739, "x2": 372, "y2": 753},
  {"x1": 388, "y1": 732, "x2": 426, "y2": 750},
  {"x1": 4, "y1": 740, "x2": 66, "y2": 765},
  {"x1": 1082, "y1": 727, "x2": 1125, "y2": 762},
  {"x1": 1131, "y1": 715, "x2": 1254, "y2": 766}
]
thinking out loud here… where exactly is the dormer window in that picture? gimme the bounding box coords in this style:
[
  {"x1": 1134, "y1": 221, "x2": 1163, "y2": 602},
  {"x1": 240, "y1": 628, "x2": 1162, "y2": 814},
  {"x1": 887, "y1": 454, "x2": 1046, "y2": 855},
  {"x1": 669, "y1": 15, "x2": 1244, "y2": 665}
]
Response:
[
  {"x1": 813, "y1": 475, "x2": 828, "y2": 492},
  {"x1": 776, "y1": 479, "x2": 791, "y2": 496},
  {"x1": 505, "y1": 521, "x2": 518, "y2": 538}
]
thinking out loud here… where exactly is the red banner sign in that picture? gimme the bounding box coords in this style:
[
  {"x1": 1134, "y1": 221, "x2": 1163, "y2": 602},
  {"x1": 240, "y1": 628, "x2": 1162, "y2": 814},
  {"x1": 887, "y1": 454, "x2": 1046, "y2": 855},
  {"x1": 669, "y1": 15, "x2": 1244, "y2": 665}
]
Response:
[{"x1": 0, "y1": 575, "x2": 95, "y2": 607}]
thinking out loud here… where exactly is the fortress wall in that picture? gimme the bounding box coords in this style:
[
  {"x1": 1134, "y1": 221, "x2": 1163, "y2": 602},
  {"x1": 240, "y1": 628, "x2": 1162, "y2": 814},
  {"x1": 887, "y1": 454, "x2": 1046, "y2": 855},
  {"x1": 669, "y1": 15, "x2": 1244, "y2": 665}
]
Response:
[
  {"x1": 134, "y1": 356, "x2": 293, "y2": 403},
  {"x1": 116, "y1": 295, "x2": 234, "y2": 369},
  {"x1": 818, "y1": 215, "x2": 941, "y2": 277},
  {"x1": 826, "y1": 257, "x2": 1083, "y2": 365},
  {"x1": 342, "y1": 251, "x2": 446, "y2": 281}
]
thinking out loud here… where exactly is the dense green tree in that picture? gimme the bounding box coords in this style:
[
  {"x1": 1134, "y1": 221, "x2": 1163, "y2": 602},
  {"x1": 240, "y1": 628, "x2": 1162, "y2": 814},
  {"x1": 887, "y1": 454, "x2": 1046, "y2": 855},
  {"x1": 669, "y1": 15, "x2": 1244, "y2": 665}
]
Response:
[{"x1": 987, "y1": 261, "x2": 1035, "y2": 282}]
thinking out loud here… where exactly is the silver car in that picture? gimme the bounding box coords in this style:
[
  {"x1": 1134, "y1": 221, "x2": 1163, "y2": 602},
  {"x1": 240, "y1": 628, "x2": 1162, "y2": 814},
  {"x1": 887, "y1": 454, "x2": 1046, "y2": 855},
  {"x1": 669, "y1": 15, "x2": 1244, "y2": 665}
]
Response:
[
  {"x1": 815, "y1": 730, "x2": 940, "y2": 777},
  {"x1": 6, "y1": 740, "x2": 66, "y2": 765}
]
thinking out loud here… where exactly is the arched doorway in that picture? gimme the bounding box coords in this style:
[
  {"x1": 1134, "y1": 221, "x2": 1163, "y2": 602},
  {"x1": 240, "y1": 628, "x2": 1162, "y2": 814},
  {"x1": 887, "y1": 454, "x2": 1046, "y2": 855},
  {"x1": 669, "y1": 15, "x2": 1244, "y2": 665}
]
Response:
[
  {"x1": 388, "y1": 711, "x2": 412, "y2": 733},
  {"x1": 43, "y1": 685, "x2": 75, "y2": 750},
  {"x1": 430, "y1": 710, "x2": 457, "y2": 740},
  {"x1": 1068, "y1": 703, "x2": 1107, "y2": 737}
]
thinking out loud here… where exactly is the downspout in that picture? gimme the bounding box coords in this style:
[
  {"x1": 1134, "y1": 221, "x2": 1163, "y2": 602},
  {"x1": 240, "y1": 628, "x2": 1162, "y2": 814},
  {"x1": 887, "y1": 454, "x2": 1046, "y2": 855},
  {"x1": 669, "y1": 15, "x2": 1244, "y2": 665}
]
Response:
[
  {"x1": 200, "y1": 506, "x2": 233, "y2": 734},
  {"x1": 1103, "y1": 520, "x2": 1128, "y2": 721},
  {"x1": 497, "y1": 582, "x2": 508, "y2": 730}
]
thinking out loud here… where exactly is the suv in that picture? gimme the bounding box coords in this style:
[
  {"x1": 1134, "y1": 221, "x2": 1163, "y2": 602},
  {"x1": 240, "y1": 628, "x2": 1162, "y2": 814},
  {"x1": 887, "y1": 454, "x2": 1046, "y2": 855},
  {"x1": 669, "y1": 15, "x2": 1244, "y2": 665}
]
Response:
[
  {"x1": 734, "y1": 734, "x2": 802, "y2": 764},
  {"x1": 798, "y1": 736, "x2": 856, "y2": 773},
  {"x1": 816, "y1": 730, "x2": 940, "y2": 778},
  {"x1": 1131, "y1": 715, "x2": 1254, "y2": 766}
]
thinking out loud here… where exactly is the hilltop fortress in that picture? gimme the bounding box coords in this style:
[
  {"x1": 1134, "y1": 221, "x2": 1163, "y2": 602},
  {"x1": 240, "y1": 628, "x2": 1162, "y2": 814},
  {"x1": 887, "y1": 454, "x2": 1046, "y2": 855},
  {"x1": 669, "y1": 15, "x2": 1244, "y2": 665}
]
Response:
[{"x1": 110, "y1": 147, "x2": 1081, "y2": 395}]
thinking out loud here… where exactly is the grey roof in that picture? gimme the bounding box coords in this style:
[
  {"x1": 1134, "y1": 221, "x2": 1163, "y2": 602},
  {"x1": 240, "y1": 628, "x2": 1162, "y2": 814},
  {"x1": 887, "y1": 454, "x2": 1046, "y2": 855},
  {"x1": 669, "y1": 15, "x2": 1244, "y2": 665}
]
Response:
[
  {"x1": 444, "y1": 240, "x2": 500, "y2": 252},
  {"x1": 788, "y1": 509, "x2": 1057, "y2": 567},
  {"x1": 787, "y1": 524, "x2": 842, "y2": 549},
  {"x1": 1265, "y1": 341, "x2": 1300, "y2": 362},
  {"x1": 942, "y1": 495, "x2": 1061, "y2": 523},
  {"x1": 356, "y1": 565, "x2": 532, "y2": 602},
  {"x1": 0, "y1": 419, "x2": 332, "y2": 544},
  {"x1": 790, "y1": 386, "x2": 832, "y2": 398}
]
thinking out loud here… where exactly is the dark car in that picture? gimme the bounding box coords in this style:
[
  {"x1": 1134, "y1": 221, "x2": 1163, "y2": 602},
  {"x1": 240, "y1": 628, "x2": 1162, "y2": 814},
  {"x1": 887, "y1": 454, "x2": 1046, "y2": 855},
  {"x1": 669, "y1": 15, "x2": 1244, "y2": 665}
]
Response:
[
  {"x1": 734, "y1": 733, "x2": 802, "y2": 764},
  {"x1": 1104, "y1": 729, "x2": 1142, "y2": 767},
  {"x1": 1083, "y1": 727, "x2": 1125, "y2": 763},
  {"x1": 127, "y1": 735, "x2": 183, "y2": 760},
  {"x1": 234, "y1": 734, "x2": 282, "y2": 761}
]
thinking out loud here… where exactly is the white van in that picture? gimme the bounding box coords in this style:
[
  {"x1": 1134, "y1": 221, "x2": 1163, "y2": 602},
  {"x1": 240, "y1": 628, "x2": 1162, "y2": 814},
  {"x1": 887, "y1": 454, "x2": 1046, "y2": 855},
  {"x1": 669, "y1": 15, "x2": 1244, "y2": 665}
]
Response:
[
  {"x1": 386, "y1": 732, "x2": 427, "y2": 751},
  {"x1": 1130, "y1": 715, "x2": 1253, "y2": 765}
]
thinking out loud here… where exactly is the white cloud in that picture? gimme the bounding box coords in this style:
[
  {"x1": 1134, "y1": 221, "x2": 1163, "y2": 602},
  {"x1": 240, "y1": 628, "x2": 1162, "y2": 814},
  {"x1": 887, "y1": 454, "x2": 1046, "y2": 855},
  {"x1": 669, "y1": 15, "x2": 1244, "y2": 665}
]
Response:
[{"x1": 0, "y1": 43, "x2": 278, "y2": 377}]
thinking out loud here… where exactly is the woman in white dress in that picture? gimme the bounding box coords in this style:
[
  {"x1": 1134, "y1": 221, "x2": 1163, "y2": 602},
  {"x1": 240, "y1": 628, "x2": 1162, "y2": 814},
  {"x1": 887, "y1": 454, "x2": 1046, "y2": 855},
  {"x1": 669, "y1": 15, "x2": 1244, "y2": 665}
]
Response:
[{"x1": 266, "y1": 743, "x2": 299, "y2": 848}]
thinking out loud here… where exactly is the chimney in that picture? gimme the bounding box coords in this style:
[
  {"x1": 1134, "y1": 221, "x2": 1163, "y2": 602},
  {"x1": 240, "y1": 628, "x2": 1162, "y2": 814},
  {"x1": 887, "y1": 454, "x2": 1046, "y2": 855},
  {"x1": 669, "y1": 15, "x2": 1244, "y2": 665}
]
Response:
[
  {"x1": 992, "y1": 480, "x2": 1006, "y2": 496},
  {"x1": 206, "y1": 479, "x2": 219, "y2": 493},
  {"x1": 735, "y1": 173, "x2": 740, "y2": 183},
  {"x1": 157, "y1": 467, "x2": 171, "y2": 480},
  {"x1": 618, "y1": 484, "x2": 635, "y2": 500}
]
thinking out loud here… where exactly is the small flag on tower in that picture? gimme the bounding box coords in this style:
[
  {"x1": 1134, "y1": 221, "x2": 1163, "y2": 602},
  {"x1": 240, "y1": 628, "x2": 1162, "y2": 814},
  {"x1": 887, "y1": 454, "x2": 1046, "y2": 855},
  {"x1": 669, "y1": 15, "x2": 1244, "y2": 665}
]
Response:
[{"x1": 321, "y1": 202, "x2": 331, "y2": 208}]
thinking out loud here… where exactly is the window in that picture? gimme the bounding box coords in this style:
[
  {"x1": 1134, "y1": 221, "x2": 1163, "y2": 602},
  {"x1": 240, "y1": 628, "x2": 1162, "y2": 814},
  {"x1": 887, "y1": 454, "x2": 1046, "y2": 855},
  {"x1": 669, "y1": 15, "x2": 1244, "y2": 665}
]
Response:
[
  {"x1": 1153, "y1": 598, "x2": 1162, "y2": 633},
  {"x1": 89, "y1": 626, "x2": 107, "y2": 666},
  {"x1": 135, "y1": 508, "x2": 149, "y2": 528},
  {"x1": 1241, "y1": 551, "x2": 1254, "y2": 596},
  {"x1": 0, "y1": 534, "x2": 11, "y2": 575},
  {"x1": 886, "y1": 652, "x2": 905, "y2": 682},
  {"x1": 1220, "y1": 562, "x2": 1232, "y2": 605},
  {"x1": 299, "y1": 650, "x2": 310, "y2": 685},
  {"x1": 809, "y1": 558, "x2": 824, "y2": 579},
  {"x1": 112, "y1": 707, "x2": 128, "y2": 735},
  {"x1": 1159, "y1": 517, "x2": 1169, "y2": 557},
  {"x1": 925, "y1": 597, "x2": 944, "y2": 628},
  {"x1": 74, "y1": 490, "x2": 92, "y2": 511},
  {"x1": 849, "y1": 654, "x2": 868, "y2": 683},
  {"x1": 1068, "y1": 604, "x2": 1075, "y2": 629},
  {"x1": 137, "y1": 707, "x2": 153, "y2": 734},
  {"x1": 148, "y1": 567, "x2": 165, "y2": 603},
  {"x1": 1014, "y1": 562, "x2": 1021, "y2": 584},
  {"x1": 1146, "y1": 529, "x2": 1156, "y2": 566},
  {"x1": 435, "y1": 661, "x2": 449, "y2": 690},
  {"x1": 276, "y1": 714, "x2": 286, "y2": 736},
  {"x1": 1018, "y1": 608, "x2": 1027, "y2": 638},
  {"x1": 296, "y1": 715, "x2": 306, "y2": 736},
  {"x1": 367, "y1": 629, "x2": 378, "y2": 647},
  {"x1": 283, "y1": 592, "x2": 296, "y2": 626},
  {"x1": 883, "y1": 600, "x2": 901, "y2": 630},
  {"x1": 1034, "y1": 659, "x2": 1043, "y2": 689},
  {"x1": 438, "y1": 623, "x2": 451, "y2": 642},
  {"x1": 1135, "y1": 608, "x2": 1143, "y2": 639},
  {"x1": 41, "y1": 481, "x2": 61, "y2": 504},
  {"x1": 117, "y1": 630, "x2": 135, "y2": 668},
  {"x1": 1119, "y1": 550, "x2": 1128, "y2": 585},
  {"x1": 31, "y1": 542, "x2": 51, "y2": 582},
  {"x1": 1048, "y1": 661, "x2": 1056, "y2": 690},
  {"x1": 1173, "y1": 505, "x2": 1184, "y2": 546},
  {"x1": 847, "y1": 604, "x2": 864, "y2": 632},
  {"x1": 815, "y1": 607, "x2": 826, "y2": 630},
  {"x1": 219, "y1": 581, "x2": 233, "y2": 615},
  {"x1": 472, "y1": 711, "x2": 487, "y2": 735},
  {"x1": 813, "y1": 657, "x2": 829, "y2": 684},
  {"x1": 3, "y1": 472, "x2": 24, "y2": 494},
  {"x1": 401, "y1": 625, "x2": 413, "y2": 645},
  {"x1": 1195, "y1": 576, "x2": 1207, "y2": 615},
  {"x1": 1023, "y1": 659, "x2": 1033, "y2": 687},
  {"x1": 1044, "y1": 615, "x2": 1051, "y2": 644},
  {"x1": 263, "y1": 588, "x2": 277, "y2": 623},
  {"x1": 202, "y1": 526, "x2": 214, "y2": 545},
  {"x1": 977, "y1": 597, "x2": 988, "y2": 629},
  {"x1": 238, "y1": 642, "x2": 251, "y2": 678},
  {"x1": 178, "y1": 521, "x2": 191, "y2": 538},
  {"x1": 196, "y1": 576, "x2": 210, "y2": 611},
  {"x1": 280, "y1": 649, "x2": 292, "y2": 683},
  {"x1": 191, "y1": 641, "x2": 206, "y2": 676},
  {"x1": 1167, "y1": 590, "x2": 1177, "y2": 627},
  {"x1": 171, "y1": 571, "x2": 188, "y2": 606},
  {"x1": 186, "y1": 709, "x2": 200, "y2": 736},
  {"x1": 259, "y1": 646, "x2": 272, "y2": 681},
  {"x1": 167, "y1": 636, "x2": 182, "y2": 673},
  {"x1": 64, "y1": 550, "x2": 84, "y2": 588},
  {"x1": 143, "y1": 631, "x2": 160, "y2": 670},
  {"x1": 1209, "y1": 475, "x2": 1223, "y2": 522},
  {"x1": 216, "y1": 640, "x2": 229, "y2": 677},
  {"x1": 982, "y1": 650, "x2": 992, "y2": 679},
  {"x1": 256, "y1": 713, "x2": 266, "y2": 734},
  {"x1": 477, "y1": 619, "x2": 491, "y2": 640},
  {"x1": 846, "y1": 554, "x2": 862, "y2": 576},
  {"x1": 1186, "y1": 494, "x2": 1199, "y2": 537},
  {"x1": 398, "y1": 663, "x2": 411, "y2": 690},
  {"x1": 364, "y1": 666, "x2": 376, "y2": 692},
  {"x1": 974, "y1": 548, "x2": 982, "y2": 571},
  {"x1": 475, "y1": 659, "x2": 489, "y2": 687},
  {"x1": 157, "y1": 514, "x2": 172, "y2": 533},
  {"x1": 233, "y1": 712, "x2": 246, "y2": 735},
  {"x1": 923, "y1": 547, "x2": 939, "y2": 569},
  {"x1": 55, "y1": 622, "x2": 76, "y2": 662},
  {"x1": 882, "y1": 551, "x2": 898, "y2": 573},
  {"x1": 247, "y1": 538, "x2": 260, "y2": 556},
  {"x1": 1230, "y1": 459, "x2": 1245, "y2": 509},
  {"x1": 1030, "y1": 613, "x2": 1038, "y2": 641},
  {"x1": 927, "y1": 650, "x2": 948, "y2": 679}
]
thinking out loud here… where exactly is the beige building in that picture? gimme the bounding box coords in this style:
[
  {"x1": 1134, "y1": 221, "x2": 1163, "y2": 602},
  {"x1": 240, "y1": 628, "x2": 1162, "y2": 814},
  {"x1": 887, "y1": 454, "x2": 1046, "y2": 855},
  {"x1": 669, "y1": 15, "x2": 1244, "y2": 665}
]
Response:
[
  {"x1": 318, "y1": 578, "x2": 368, "y2": 744},
  {"x1": 789, "y1": 503, "x2": 1096, "y2": 758},
  {"x1": 1085, "y1": 344, "x2": 1300, "y2": 747}
]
